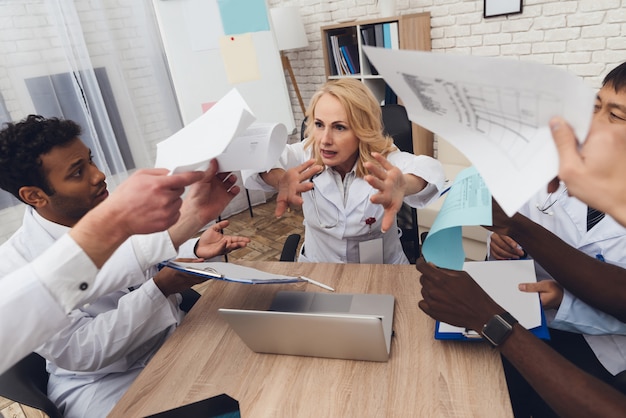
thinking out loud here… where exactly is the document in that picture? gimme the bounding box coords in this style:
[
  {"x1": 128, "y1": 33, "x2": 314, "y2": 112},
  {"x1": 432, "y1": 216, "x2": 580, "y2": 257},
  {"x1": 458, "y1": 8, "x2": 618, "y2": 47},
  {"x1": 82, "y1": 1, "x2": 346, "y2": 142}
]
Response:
[
  {"x1": 435, "y1": 259, "x2": 549, "y2": 341},
  {"x1": 154, "y1": 89, "x2": 288, "y2": 174},
  {"x1": 161, "y1": 261, "x2": 334, "y2": 291},
  {"x1": 421, "y1": 166, "x2": 491, "y2": 270},
  {"x1": 363, "y1": 46, "x2": 596, "y2": 216}
]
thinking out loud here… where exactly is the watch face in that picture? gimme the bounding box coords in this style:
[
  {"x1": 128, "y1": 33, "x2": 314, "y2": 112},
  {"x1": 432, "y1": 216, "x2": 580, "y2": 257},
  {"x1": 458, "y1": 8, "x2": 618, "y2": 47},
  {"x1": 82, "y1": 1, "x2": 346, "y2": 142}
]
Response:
[{"x1": 482, "y1": 315, "x2": 514, "y2": 346}]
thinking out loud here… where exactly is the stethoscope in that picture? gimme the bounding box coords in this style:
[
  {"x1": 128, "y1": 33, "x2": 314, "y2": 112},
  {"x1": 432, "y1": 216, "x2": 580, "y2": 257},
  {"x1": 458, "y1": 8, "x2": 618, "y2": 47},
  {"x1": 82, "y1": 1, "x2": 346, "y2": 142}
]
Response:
[
  {"x1": 535, "y1": 183, "x2": 568, "y2": 216},
  {"x1": 309, "y1": 173, "x2": 339, "y2": 229}
]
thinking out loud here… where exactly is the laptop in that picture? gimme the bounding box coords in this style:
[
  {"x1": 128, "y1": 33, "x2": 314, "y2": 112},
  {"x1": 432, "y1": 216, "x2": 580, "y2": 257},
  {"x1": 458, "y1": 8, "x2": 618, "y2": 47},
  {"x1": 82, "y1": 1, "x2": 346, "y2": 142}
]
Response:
[{"x1": 218, "y1": 291, "x2": 395, "y2": 362}]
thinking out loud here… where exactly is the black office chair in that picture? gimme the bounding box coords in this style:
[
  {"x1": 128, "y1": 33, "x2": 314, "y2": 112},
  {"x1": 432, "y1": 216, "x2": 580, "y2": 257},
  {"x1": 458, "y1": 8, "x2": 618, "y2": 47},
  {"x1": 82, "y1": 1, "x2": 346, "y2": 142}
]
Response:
[
  {"x1": 0, "y1": 352, "x2": 63, "y2": 418},
  {"x1": 381, "y1": 104, "x2": 421, "y2": 263},
  {"x1": 279, "y1": 233, "x2": 301, "y2": 262},
  {"x1": 300, "y1": 117, "x2": 308, "y2": 142}
]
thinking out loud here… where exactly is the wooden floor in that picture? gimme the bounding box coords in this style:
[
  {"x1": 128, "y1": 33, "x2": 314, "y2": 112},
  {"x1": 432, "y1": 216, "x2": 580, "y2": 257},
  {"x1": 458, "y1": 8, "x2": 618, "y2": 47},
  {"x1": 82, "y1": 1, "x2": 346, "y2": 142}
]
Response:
[
  {"x1": 0, "y1": 197, "x2": 303, "y2": 418},
  {"x1": 217, "y1": 195, "x2": 304, "y2": 263}
]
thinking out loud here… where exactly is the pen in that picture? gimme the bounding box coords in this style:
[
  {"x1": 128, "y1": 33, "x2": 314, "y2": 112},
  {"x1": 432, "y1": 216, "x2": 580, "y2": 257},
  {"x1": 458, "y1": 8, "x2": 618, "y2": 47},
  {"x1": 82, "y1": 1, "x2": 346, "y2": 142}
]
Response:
[
  {"x1": 300, "y1": 276, "x2": 335, "y2": 292},
  {"x1": 183, "y1": 266, "x2": 224, "y2": 279},
  {"x1": 440, "y1": 186, "x2": 451, "y2": 197}
]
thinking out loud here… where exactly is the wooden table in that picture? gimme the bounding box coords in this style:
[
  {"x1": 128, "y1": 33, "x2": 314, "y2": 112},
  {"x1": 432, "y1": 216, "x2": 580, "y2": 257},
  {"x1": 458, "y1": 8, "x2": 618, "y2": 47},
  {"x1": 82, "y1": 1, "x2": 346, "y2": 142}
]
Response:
[{"x1": 109, "y1": 262, "x2": 513, "y2": 417}]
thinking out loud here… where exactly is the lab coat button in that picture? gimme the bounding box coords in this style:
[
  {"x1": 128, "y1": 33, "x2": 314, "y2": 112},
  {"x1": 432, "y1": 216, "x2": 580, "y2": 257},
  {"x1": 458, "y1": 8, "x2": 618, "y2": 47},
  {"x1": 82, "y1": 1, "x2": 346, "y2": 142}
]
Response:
[{"x1": 79, "y1": 282, "x2": 89, "y2": 291}]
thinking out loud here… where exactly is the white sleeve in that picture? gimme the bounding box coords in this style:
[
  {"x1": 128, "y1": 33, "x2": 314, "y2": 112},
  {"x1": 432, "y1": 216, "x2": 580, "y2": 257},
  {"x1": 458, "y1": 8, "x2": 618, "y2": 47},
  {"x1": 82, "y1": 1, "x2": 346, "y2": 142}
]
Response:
[
  {"x1": 0, "y1": 235, "x2": 98, "y2": 374},
  {"x1": 388, "y1": 150, "x2": 445, "y2": 208},
  {"x1": 550, "y1": 290, "x2": 626, "y2": 335},
  {"x1": 36, "y1": 279, "x2": 181, "y2": 372}
]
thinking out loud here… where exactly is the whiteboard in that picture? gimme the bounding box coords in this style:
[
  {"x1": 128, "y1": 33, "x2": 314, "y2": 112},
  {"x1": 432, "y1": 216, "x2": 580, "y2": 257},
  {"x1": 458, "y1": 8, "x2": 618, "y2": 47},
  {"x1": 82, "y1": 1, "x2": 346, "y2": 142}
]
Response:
[
  {"x1": 151, "y1": 0, "x2": 295, "y2": 131},
  {"x1": 152, "y1": 0, "x2": 294, "y2": 218}
]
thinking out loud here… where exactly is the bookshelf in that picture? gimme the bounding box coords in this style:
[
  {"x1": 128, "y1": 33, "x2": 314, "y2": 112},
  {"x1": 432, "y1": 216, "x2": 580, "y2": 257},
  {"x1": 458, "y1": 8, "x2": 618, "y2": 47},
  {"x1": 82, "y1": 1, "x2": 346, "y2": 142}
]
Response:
[{"x1": 320, "y1": 13, "x2": 433, "y2": 156}]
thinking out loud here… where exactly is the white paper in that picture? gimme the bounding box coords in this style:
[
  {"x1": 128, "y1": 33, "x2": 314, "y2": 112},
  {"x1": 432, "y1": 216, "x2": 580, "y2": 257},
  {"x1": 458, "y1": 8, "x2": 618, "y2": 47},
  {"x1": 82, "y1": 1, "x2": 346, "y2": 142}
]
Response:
[
  {"x1": 363, "y1": 47, "x2": 596, "y2": 216},
  {"x1": 154, "y1": 89, "x2": 288, "y2": 174},
  {"x1": 438, "y1": 259, "x2": 542, "y2": 333},
  {"x1": 217, "y1": 122, "x2": 287, "y2": 172}
]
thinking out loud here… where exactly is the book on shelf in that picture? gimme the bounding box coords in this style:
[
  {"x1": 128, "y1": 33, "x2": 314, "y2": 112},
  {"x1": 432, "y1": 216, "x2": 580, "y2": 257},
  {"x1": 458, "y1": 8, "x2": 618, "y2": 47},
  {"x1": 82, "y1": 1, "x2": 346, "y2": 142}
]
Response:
[
  {"x1": 383, "y1": 23, "x2": 392, "y2": 48},
  {"x1": 340, "y1": 45, "x2": 360, "y2": 74},
  {"x1": 384, "y1": 83, "x2": 398, "y2": 105},
  {"x1": 388, "y1": 22, "x2": 399, "y2": 49},
  {"x1": 330, "y1": 35, "x2": 344, "y2": 75},
  {"x1": 326, "y1": 33, "x2": 338, "y2": 75},
  {"x1": 329, "y1": 31, "x2": 359, "y2": 76},
  {"x1": 374, "y1": 24, "x2": 384, "y2": 48},
  {"x1": 360, "y1": 25, "x2": 379, "y2": 75}
]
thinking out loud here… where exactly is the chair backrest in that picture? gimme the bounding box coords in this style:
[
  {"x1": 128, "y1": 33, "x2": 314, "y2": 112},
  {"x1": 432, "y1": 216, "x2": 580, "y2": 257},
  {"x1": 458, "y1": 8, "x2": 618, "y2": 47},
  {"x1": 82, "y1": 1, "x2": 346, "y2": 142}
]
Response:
[
  {"x1": 0, "y1": 352, "x2": 63, "y2": 418},
  {"x1": 381, "y1": 104, "x2": 420, "y2": 263},
  {"x1": 300, "y1": 117, "x2": 308, "y2": 142},
  {"x1": 279, "y1": 233, "x2": 301, "y2": 262},
  {"x1": 381, "y1": 104, "x2": 413, "y2": 154}
]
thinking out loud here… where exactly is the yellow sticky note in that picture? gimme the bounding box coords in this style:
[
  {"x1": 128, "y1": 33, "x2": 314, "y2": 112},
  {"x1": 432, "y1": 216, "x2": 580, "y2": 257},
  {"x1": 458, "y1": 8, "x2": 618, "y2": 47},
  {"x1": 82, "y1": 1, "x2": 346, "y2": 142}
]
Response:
[{"x1": 219, "y1": 33, "x2": 261, "y2": 84}]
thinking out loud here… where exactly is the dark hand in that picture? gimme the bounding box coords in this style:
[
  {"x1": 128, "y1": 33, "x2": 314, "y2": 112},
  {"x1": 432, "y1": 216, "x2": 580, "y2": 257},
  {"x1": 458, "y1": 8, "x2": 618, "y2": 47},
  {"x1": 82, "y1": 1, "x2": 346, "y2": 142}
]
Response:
[
  {"x1": 416, "y1": 258, "x2": 503, "y2": 332},
  {"x1": 153, "y1": 266, "x2": 208, "y2": 297}
]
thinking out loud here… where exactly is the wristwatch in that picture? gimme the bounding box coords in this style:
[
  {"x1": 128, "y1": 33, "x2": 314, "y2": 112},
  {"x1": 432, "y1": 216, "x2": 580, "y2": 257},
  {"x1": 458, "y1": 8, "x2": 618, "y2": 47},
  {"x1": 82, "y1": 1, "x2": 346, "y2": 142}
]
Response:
[{"x1": 481, "y1": 312, "x2": 518, "y2": 347}]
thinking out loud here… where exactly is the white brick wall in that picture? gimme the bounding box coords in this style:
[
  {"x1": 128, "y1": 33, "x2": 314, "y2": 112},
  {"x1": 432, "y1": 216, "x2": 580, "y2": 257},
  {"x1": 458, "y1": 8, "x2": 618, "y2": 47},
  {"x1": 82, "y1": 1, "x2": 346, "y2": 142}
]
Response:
[
  {"x1": 270, "y1": 0, "x2": 626, "y2": 124},
  {"x1": 0, "y1": 0, "x2": 179, "y2": 243}
]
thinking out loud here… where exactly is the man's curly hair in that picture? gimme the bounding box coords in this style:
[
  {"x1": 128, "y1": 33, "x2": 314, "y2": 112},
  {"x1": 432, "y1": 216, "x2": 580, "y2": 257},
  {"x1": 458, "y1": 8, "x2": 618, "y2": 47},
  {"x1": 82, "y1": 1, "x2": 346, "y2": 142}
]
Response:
[{"x1": 0, "y1": 114, "x2": 81, "y2": 202}]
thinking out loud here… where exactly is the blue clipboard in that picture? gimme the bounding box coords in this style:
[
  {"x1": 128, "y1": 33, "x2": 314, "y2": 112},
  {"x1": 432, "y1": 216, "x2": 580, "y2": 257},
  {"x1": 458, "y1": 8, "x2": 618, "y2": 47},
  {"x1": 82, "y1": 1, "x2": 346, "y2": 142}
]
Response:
[{"x1": 434, "y1": 308, "x2": 550, "y2": 341}]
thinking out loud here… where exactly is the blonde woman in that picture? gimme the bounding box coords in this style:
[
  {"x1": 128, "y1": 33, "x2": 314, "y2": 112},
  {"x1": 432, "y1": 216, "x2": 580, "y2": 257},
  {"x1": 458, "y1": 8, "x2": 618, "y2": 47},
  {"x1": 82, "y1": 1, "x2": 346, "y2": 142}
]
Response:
[{"x1": 243, "y1": 79, "x2": 444, "y2": 264}]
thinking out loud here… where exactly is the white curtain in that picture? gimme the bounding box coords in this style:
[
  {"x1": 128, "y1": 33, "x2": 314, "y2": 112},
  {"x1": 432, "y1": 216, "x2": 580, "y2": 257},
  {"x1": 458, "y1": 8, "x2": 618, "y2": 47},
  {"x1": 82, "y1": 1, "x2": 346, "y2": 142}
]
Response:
[{"x1": 0, "y1": 0, "x2": 184, "y2": 243}]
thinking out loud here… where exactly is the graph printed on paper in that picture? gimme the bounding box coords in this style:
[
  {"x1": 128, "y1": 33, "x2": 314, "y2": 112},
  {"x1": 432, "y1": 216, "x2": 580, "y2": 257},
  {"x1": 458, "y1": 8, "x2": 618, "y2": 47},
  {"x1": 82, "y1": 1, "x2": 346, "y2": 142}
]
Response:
[{"x1": 401, "y1": 72, "x2": 561, "y2": 170}]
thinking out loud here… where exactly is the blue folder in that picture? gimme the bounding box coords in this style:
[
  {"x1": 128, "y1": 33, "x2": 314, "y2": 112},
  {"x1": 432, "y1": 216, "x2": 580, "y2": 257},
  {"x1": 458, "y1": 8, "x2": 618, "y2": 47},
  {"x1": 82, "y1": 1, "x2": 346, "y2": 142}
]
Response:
[{"x1": 434, "y1": 308, "x2": 550, "y2": 341}]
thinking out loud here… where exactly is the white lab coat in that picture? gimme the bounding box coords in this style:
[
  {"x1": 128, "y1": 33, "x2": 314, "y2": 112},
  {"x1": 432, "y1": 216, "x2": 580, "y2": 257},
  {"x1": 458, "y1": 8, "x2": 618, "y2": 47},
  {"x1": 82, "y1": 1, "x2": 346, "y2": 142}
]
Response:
[
  {"x1": 0, "y1": 207, "x2": 193, "y2": 418},
  {"x1": 487, "y1": 184, "x2": 626, "y2": 374},
  {"x1": 0, "y1": 234, "x2": 98, "y2": 375},
  {"x1": 243, "y1": 142, "x2": 444, "y2": 264}
]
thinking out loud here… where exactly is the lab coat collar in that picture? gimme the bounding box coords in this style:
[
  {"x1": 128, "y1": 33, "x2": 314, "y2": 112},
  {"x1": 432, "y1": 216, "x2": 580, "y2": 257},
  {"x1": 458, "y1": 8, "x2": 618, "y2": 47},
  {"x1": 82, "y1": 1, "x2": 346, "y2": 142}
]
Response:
[
  {"x1": 562, "y1": 195, "x2": 626, "y2": 244},
  {"x1": 312, "y1": 166, "x2": 372, "y2": 213}
]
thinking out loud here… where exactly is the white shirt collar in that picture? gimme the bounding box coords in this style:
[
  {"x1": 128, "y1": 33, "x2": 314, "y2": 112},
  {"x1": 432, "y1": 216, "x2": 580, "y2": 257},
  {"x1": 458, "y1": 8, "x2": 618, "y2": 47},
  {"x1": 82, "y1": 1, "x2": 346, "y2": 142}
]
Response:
[{"x1": 31, "y1": 208, "x2": 70, "y2": 240}]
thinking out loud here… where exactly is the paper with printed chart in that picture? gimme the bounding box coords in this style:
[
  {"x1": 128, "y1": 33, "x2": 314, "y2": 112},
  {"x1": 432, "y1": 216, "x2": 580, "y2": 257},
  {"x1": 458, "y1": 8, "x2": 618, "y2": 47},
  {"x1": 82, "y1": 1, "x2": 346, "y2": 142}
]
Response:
[
  {"x1": 421, "y1": 166, "x2": 492, "y2": 270},
  {"x1": 155, "y1": 89, "x2": 287, "y2": 174},
  {"x1": 363, "y1": 46, "x2": 596, "y2": 216}
]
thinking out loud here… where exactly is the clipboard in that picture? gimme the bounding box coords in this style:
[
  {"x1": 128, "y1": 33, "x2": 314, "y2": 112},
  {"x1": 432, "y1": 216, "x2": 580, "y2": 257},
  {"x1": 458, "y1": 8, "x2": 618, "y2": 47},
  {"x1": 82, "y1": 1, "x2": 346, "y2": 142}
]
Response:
[
  {"x1": 433, "y1": 259, "x2": 550, "y2": 341},
  {"x1": 159, "y1": 261, "x2": 334, "y2": 291},
  {"x1": 434, "y1": 309, "x2": 550, "y2": 341}
]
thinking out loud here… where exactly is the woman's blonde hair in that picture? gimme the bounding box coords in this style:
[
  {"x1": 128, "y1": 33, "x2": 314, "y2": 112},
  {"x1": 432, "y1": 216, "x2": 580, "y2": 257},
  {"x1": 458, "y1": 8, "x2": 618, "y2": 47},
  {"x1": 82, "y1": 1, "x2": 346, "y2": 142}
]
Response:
[{"x1": 303, "y1": 79, "x2": 396, "y2": 178}]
